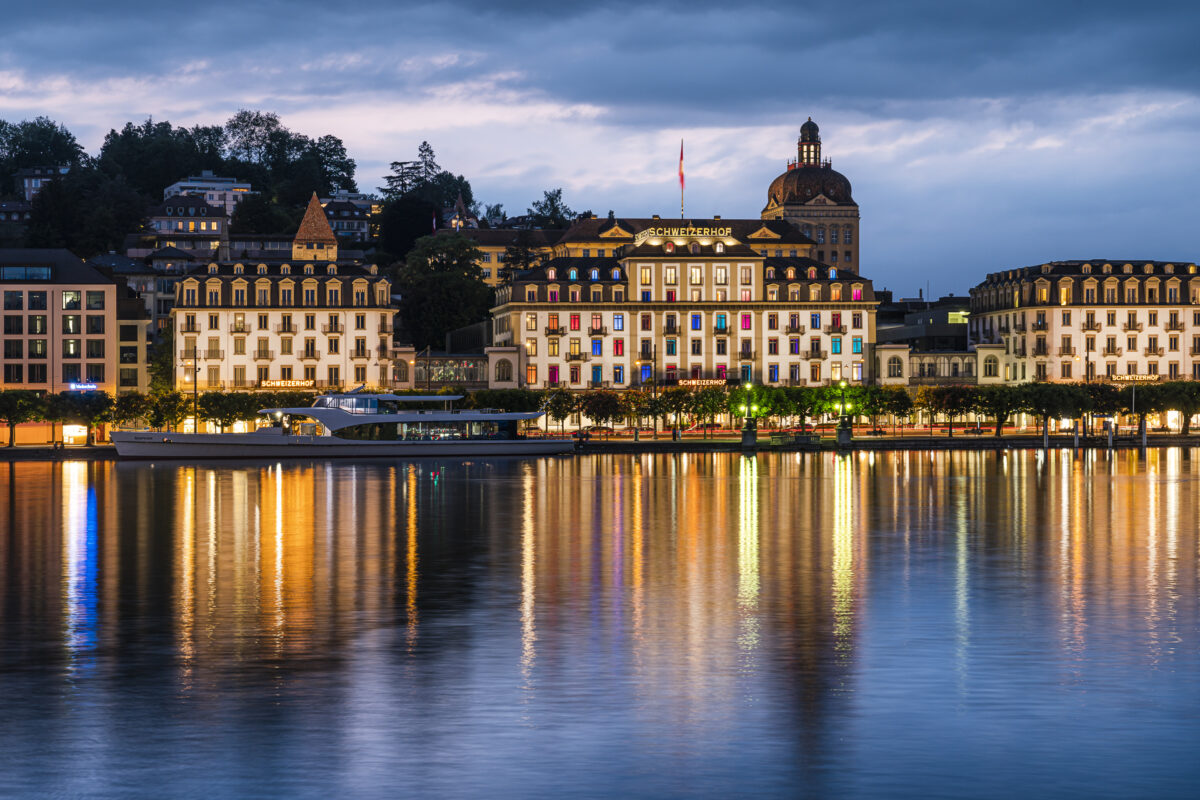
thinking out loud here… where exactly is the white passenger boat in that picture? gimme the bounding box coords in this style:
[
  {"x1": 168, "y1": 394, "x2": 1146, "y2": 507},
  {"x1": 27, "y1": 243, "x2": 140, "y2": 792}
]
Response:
[{"x1": 110, "y1": 393, "x2": 575, "y2": 458}]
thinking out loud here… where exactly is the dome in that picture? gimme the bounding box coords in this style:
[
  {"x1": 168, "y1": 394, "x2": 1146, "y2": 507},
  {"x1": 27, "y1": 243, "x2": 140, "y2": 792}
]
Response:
[
  {"x1": 767, "y1": 164, "x2": 855, "y2": 207},
  {"x1": 800, "y1": 117, "x2": 819, "y2": 142}
]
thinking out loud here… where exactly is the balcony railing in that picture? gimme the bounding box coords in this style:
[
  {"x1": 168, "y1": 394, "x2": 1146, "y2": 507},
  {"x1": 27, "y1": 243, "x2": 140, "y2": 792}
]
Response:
[
  {"x1": 545, "y1": 326, "x2": 565, "y2": 336},
  {"x1": 543, "y1": 381, "x2": 567, "y2": 389},
  {"x1": 299, "y1": 350, "x2": 322, "y2": 361},
  {"x1": 322, "y1": 323, "x2": 343, "y2": 334},
  {"x1": 179, "y1": 349, "x2": 223, "y2": 360},
  {"x1": 274, "y1": 323, "x2": 295, "y2": 334},
  {"x1": 1012, "y1": 322, "x2": 1027, "y2": 332},
  {"x1": 737, "y1": 350, "x2": 756, "y2": 361},
  {"x1": 350, "y1": 349, "x2": 371, "y2": 360},
  {"x1": 1032, "y1": 345, "x2": 1049, "y2": 356},
  {"x1": 179, "y1": 323, "x2": 200, "y2": 333},
  {"x1": 588, "y1": 380, "x2": 610, "y2": 389},
  {"x1": 1165, "y1": 321, "x2": 1185, "y2": 332},
  {"x1": 998, "y1": 323, "x2": 1010, "y2": 333},
  {"x1": 1102, "y1": 346, "x2": 1123, "y2": 356},
  {"x1": 802, "y1": 350, "x2": 828, "y2": 360},
  {"x1": 1058, "y1": 346, "x2": 1076, "y2": 356},
  {"x1": 823, "y1": 324, "x2": 847, "y2": 335},
  {"x1": 588, "y1": 326, "x2": 608, "y2": 336},
  {"x1": 1144, "y1": 346, "x2": 1165, "y2": 357},
  {"x1": 1191, "y1": 347, "x2": 1200, "y2": 356},
  {"x1": 784, "y1": 324, "x2": 806, "y2": 334},
  {"x1": 565, "y1": 353, "x2": 590, "y2": 362},
  {"x1": 229, "y1": 323, "x2": 250, "y2": 333},
  {"x1": 1032, "y1": 320, "x2": 1049, "y2": 332},
  {"x1": 1081, "y1": 321, "x2": 1101, "y2": 332},
  {"x1": 663, "y1": 325, "x2": 679, "y2": 335},
  {"x1": 713, "y1": 325, "x2": 730, "y2": 336},
  {"x1": 1123, "y1": 323, "x2": 1143, "y2": 332},
  {"x1": 253, "y1": 350, "x2": 275, "y2": 360},
  {"x1": 378, "y1": 322, "x2": 394, "y2": 334}
]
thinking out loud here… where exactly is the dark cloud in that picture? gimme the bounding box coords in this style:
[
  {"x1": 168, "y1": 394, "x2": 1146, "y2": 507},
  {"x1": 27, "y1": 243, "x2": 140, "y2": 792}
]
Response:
[{"x1": 1, "y1": 0, "x2": 1197, "y2": 292}]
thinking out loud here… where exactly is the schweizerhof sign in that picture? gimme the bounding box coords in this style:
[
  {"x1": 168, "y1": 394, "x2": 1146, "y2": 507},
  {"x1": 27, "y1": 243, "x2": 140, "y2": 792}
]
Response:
[{"x1": 634, "y1": 225, "x2": 733, "y2": 245}]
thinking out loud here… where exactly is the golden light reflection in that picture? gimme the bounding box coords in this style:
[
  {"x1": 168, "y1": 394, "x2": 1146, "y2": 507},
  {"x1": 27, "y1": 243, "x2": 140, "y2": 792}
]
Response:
[
  {"x1": 520, "y1": 466, "x2": 536, "y2": 684},
  {"x1": 737, "y1": 455, "x2": 760, "y2": 653},
  {"x1": 832, "y1": 454, "x2": 855, "y2": 655},
  {"x1": 405, "y1": 465, "x2": 419, "y2": 650}
]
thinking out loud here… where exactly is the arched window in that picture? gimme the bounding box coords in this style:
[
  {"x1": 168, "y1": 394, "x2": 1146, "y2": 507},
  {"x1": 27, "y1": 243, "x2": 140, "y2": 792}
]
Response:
[
  {"x1": 568, "y1": 269, "x2": 577, "y2": 280},
  {"x1": 984, "y1": 356, "x2": 999, "y2": 377},
  {"x1": 589, "y1": 269, "x2": 599, "y2": 280},
  {"x1": 663, "y1": 241, "x2": 675, "y2": 254},
  {"x1": 766, "y1": 268, "x2": 776, "y2": 279},
  {"x1": 828, "y1": 268, "x2": 837, "y2": 280},
  {"x1": 714, "y1": 242, "x2": 725, "y2": 254},
  {"x1": 786, "y1": 268, "x2": 796, "y2": 279},
  {"x1": 689, "y1": 242, "x2": 701, "y2": 255},
  {"x1": 495, "y1": 359, "x2": 513, "y2": 382},
  {"x1": 611, "y1": 268, "x2": 621, "y2": 280},
  {"x1": 807, "y1": 268, "x2": 817, "y2": 279},
  {"x1": 395, "y1": 360, "x2": 409, "y2": 382},
  {"x1": 546, "y1": 268, "x2": 556, "y2": 280},
  {"x1": 887, "y1": 356, "x2": 903, "y2": 378}
]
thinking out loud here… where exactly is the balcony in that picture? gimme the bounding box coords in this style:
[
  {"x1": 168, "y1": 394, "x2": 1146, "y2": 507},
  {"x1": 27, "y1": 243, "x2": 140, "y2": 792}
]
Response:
[
  {"x1": 1032, "y1": 320, "x2": 1049, "y2": 332},
  {"x1": 1012, "y1": 322, "x2": 1027, "y2": 332},
  {"x1": 299, "y1": 350, "x2": 322, "y2": 361},
  {"x1": 378, "y1": 321, "x2": 394, "y2": 334},
  {"x1": 565, "y1": 352, "x2": 590, "y2": 362},
  {"x1": 1123, "y1": 322, "x2": 1143, "y2": 332},
  {"x1": 543, "y1": 381, "x2": 567, "y2": 389},
  {"x1": 1191, "y1": 347, "x2": 1200, "y2": 356},
  {"x1": 588, "y1": 380, "x2": 610, "y2": 389},
  {"x1": 322, "y1": 323, "x2": 343, "y2": 334},
  {"x1": 588, "y1": 326, "x2": 608, "y2": 336},
  {"x1": 179, "y1": 349, "x2": 223, "y2": 360},
  {"x1": 663, "y1": 325, "x2": 679, "y2": 335},
  {"x1": 1165, "y1": 321, "x2": 1185, "y2": 332},
  {"x1": 545, "y1": 326, "x2": 565, "y2": 336},
  {"x1": 274, "y1": 323, "x2": 296, "y2": 334},
  {"x1": 314, "y1": 380, "x2": 345, "y2": 390},
  {"x1": 784, "y1": 324, "x2": 806, "y2": 334},
  {"x1": 736, "y1": 350, "x2": 756, "y2": 361},
  {"x1": 713, "y1": 325, "x2": 731, "y2": 336},
  {"x1": 823, "y1": 324, "x2": 847, "y2": 335},
  {"x1": 1058, "y1": 346, "x2": 1076, "y2": 357},
  {"x1": 1081, "y1": 320, "x2": 1102, "y2": 332},
  {"x1": 350, "y1": 348, "x2": 371, "y2": 360},
  {"x1": 1032, "y1": 344, "x2": 1050, "y2": 357},
  {"x1": 229, "y1": 323, "x2": 250, "y2": 333},
  {"x1": 1103, "y1": 346, "x2": 1123, "y2": 356},
  {"x1": 253, "y1": 350, "x2": 275, "y2": 361},
  {"x1": 802, "y1": 350, "x2": 828, "y2": 360},
  {"x1": 1144, "y1": 346, "x2": 1165, "y2": 357},
  {"x1": 179, "y1": 323, "x2": 200, "y2": 333}
]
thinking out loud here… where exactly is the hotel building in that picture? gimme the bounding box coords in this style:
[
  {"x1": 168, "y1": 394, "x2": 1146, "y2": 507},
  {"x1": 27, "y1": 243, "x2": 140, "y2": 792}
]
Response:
[
  {"x1": 490, "y1": 216, "x2": 879, "y2": 390},
  {"x1": 171, "y1": 195, "x2": 413, "y2": 392},
  {"x1": 969, "y1": 260, "x2": 1200, "y2": 382}
]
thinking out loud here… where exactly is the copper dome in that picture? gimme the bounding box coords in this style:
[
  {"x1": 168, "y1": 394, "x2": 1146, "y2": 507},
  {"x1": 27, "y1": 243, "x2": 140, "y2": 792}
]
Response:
[{"x1": 767, "y1": 164, "x2": 855, "y2": 207}]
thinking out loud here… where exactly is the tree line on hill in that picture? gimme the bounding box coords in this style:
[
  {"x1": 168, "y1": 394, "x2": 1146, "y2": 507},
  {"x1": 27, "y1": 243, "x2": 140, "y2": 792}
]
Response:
[{"x1": 4, "y1": 381, "x2": 1200, "y2": 447}]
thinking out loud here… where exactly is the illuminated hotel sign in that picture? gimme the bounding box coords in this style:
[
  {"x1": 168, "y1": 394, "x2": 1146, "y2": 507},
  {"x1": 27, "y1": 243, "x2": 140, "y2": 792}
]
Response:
[
  {"x1": 678, "y1": 379, "x2": 727, "y2": 387},
  {"x1": 259, "y1": 379, "x2": 315, "y2": 389},
  {"x1": 68, "y1": 383, "x2": 98, "y2": 391},
  {"x1": 1112, "y1": 375, "x2": 1161, "y2": 382},
  {"x1": 634, "y1": 226, "x2": 733, "y2": 245}
]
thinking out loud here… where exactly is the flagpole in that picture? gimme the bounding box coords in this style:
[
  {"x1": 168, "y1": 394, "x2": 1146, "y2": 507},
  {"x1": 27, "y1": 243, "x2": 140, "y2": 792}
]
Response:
[{"x1": 679, "y1": 139, "x2": 684, "y2": 219}]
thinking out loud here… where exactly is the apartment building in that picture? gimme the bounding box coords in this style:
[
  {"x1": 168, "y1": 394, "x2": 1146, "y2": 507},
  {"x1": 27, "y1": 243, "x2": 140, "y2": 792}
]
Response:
[
  {"x1": 969, "y1": 260, "x2": 1200, "y2": 382},
  {"x1": 490, "y1": 216, "x2": 879, "y2": 390}
]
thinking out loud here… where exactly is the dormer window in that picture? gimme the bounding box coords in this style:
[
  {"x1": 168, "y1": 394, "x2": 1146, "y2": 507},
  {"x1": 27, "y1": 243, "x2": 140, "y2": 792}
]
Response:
[
  {"x1": 568, "y1": 269, "x2": 578, "y2": 280},
  {"x1": 765, "y1": 268, "x2": 775, "y2": 279},
  {"x1": 663, "y1": 241, "x2": 675, "y2": 254},
  {"x1": 281, "y1": 265, "x2": 291, "y2": 275},
  {"x1": 327, "y1": 265, "x2": 337, "y2": 275},
  {"x1": 304, "y1": 265, "x2": 314, "y2": 275},
  {"x1": 714, "y1": 242, "x2": 725, "y2": 254},
  {"x1": 689, "y1": 242, "x2": 700, "y2": 255},
  {"x1": 233, "y1": 264, "x2": 244, "y2": 274},
  {"x1": 611, "y1": 268, "x2": 621, "y2": 280},
  {"x1": 546, "y1": 268, "x2": 557, "y2": 280},
  {"x1": 786, "y1": 268, "x2": 796, "y2": 279},
  {"x1": 207, "y1": 263, "x2": 218, "y2": 274},
  {"x1": 589, "y1": 269, "x2": 599, "y2": 280},
  {"x1": 828, "y1": 268, "x2": 837, "y2": 280},
  {"x1": 807, "y1": 268, "x2": 817, "y2": 279},
  {"x1": 257, "y1": 264, "x2": 267, "y2": 275}
]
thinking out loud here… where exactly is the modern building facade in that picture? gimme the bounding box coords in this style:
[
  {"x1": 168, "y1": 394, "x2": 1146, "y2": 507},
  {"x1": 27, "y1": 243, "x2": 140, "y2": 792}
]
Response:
[
  {"x1": 163, "y1": 170, "x2": 252, "y2": 215},
  {"x1": 491, "y1": 216, "x2": 879, "y2": 390},
  {"x1": 969, "y1": 260, "x2": 1200, "y2": 383}
]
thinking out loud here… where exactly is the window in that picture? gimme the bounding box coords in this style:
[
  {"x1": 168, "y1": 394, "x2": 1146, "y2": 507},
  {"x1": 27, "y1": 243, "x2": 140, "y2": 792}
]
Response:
[
  {"x1": 768, "y1": 364, "x2": 779, "y2": 382},
  {"x1": 811, "y1": 312, "x2": 821, "y2": 329},
  {"x1": 591, "y1": 339, "x2": 602, "y2": 356},
  {"x1": 740, "y1": 313, "x2": 752, "y2": 331},
  {"x1": 716, "y1": 338, "x2": 727, "y2": 355},
  {"x1": 62, "y1": 291, "x2": 81, "y2": 310},
  {"x1": 613, "y1": 313, "x2": 624, "y2": 331},
  {"x1": 831, "y1": 337, "x2": 842, "y2": 355},
  {"x1": 665, "y1": 339, "x2": 677, "y2": 356},
  {"x1": 613, "y1": 365, "x2": 624, "y2": 383},
  {"x1": 768, "y1": 338, "x2": 779, "y2": 355},
  {"x1": 715, "y1": 266, "x2": 728, "y2": 285},
  {"x1": 85, "y1": 291, "x2": 105, "y2": 310},
  {"x1": 641, "y1": 313, "x2": 652, "y2": 331},
  {"x1": 852, "y1": 337, "x2": 863, "y2": 354},
  {"x1": 614, "y1": 339, "x2": 624, "y2": 356},
  {"x1": 570, "y1": 313, "x2": 580, "y2": 331},
  {"x1": 691, "y1": 313, "x2": 702, "y2": 331},
  {"x1": 888, "y1": 356, "x2": 903, "y2": 378},
  {"x1": 767, "y1": 313, "x2": 778, "y2": 330},
  {"x1": 691, "y1": 339, "x2": 702, "y2": 355},
  {"x1": 495, "y1": 359, "x2": 513, "y2": 382},
  {"x1": 789, "y1": 338, "x2": 800, "y2": 355}
]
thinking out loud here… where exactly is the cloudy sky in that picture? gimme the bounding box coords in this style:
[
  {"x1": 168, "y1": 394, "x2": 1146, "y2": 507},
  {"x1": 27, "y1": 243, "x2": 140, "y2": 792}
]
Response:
[{"x1": 2, "y1": 0, "x2": 1197, "y2": 296}]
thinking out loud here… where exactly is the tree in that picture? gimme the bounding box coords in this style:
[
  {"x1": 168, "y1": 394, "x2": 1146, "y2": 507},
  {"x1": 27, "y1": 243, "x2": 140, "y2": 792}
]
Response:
[
  {"x1": 659, "y1": 387, "x2": 693, "y2": 436},
  {"x1": 230, "y1": 192, "x2": 299, "y2": 235},
  {"x1": 377, "y1": 194, "x2": 443, "y2": 260},
  {"x1": 878, "y1": 386, "x2": 914, "y2": 435},
  {"x1": 692, "y1": 387, "x2": 727, "y2": 438},
  {"x1": 502, "y1": 228, "x2": 546, "y2": 278},
  {"x1": 527, "y1": 189, "x2": 575, "y2": 228},
  {"x1": 111, "y1": 392, "x2": 150, "y2": 428},
  {"x1": 224, "y1": 109, "x2": 283, "y2": 163},
  {"x1": 416, "y1": 141, "x2": 440, "y2": 184},
  {"x1": 0, "y1": 390, "x2": 45, "y2": 446},
  {"x1": 484, "y1": 203, "x2": 506, "y2": 226},
  {"x1": 783, "y1": 386, "x2": 820, "y2": 433},
  {"x1": 0, "y1": 116, "x2": 85, "y2": 195},
  {"x1": 25, "y1": 167, "x2": 148, "y2": 256},
  {"x1": 578, "y1": 390, "x2": 623, "y2": 439},
  {"x1": 51, "y1": 391, "x2": 114, "y2": 445},
  {"x1": 1159, "y1": 381, "x2": 1200, "y2": 435},
  {"x1": 96, "y1": 118, "x2": 226, "y2": 199},
  {"x1": 543, "y1": 388, "x2": 576, "y2": 435},
  {"x1": 147, "y1": 327, "x2": 176, "y2": 394},
  {"x1": 396, "y1": 234, "x2": 492, "y2": 349},
  {"x1": 975, "y1": 384, "x2": 1022, "y2": 437},
  {"x1": 381, "y1": 160, "x2": 422, "y2": 198},
  {"x1": 931, "y1": 385, "x2": 977, "y2": 437},
  {"x1": 147, "y1": 391, "x2": 189, "y2": 432}
]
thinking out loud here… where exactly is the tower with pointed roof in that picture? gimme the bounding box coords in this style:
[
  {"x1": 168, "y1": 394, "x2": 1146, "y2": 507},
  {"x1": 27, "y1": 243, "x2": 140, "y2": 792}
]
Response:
[{"x1": 292, "y1": 193, "x2": 339, "y2": 262}]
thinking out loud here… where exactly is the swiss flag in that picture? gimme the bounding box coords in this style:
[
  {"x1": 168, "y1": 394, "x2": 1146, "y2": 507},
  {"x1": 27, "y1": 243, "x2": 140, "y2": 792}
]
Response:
[{"x1": 678, "y1": 140, "x2": 685, "y2": 191}]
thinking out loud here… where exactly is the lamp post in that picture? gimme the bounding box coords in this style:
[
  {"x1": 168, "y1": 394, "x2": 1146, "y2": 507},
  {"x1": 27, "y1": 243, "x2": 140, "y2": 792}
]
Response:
[
  {"x1": 740, "y1": 397, "x2": 759, "y2": 449},
  {"x1": 837, "y1": 379, "x2": 852, "y2": 447}
]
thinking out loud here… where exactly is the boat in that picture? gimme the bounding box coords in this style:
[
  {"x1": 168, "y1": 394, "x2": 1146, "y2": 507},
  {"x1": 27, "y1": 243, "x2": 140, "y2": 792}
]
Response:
[{"x1": 110, "y1": 393, "x2": 576, "y2": 458}]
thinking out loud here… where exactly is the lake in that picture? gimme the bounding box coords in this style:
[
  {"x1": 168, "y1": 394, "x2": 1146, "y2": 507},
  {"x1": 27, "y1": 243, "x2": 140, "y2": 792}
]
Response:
[{"x1": 1, "y1": 450, "x2": 1198, "y2": 798}]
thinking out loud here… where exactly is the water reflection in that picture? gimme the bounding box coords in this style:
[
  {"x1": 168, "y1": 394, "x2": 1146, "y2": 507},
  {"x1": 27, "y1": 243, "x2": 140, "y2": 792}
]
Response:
[{"x1": 1, "y1": 452, "x2": 1199, "y2": 798}]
